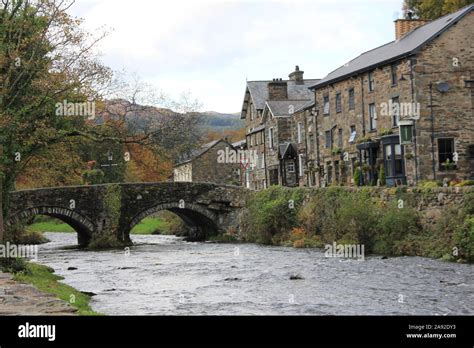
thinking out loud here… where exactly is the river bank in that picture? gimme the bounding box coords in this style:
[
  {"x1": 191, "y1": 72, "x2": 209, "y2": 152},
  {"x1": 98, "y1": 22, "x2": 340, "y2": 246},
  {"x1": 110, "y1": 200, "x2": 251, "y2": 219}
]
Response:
[
  {"x1": 0, "y1": 268, "x2": 76, "y2": 315},
  {"x1": 0, "y1": 262, "x2": 98, "y2": 315}
]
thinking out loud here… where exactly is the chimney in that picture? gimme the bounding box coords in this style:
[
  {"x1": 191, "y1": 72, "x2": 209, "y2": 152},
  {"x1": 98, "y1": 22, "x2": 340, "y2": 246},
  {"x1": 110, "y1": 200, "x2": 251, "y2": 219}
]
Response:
[
  {"x1": 394, "y1": 13, "x2": 430, "y2": 40},
  {"x1": 267, "y1": 78, "x2": 288, "y2": 100},
  {"x1": 289, "y1": 65, "x2": 304, "y2": 83}
]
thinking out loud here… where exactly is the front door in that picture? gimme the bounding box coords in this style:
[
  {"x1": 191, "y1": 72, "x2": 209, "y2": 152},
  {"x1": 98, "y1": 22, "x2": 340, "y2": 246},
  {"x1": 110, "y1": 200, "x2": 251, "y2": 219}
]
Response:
[{"x1": 382, "y1": 135, "x2": 406, "y2": 186}]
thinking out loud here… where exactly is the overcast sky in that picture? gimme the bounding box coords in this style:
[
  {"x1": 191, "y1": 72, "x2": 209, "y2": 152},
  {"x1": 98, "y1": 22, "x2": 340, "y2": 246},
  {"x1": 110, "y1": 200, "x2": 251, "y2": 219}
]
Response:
[{"x1": 70, "y1": 0, "x2": 404, "y2": 113}]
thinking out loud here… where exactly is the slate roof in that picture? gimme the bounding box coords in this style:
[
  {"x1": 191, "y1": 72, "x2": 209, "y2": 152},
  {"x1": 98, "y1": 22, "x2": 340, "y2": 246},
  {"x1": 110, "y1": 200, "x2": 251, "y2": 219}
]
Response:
[
  {"x1": 232, "y1": 139, "x2": 247, "y2": 149},
  {"x1": 309, "y1": 4, "x2": 474, "y2": 89},
  {"x1": 247, "y1": 124, "x2": 266, "y2": 134},
  {"x1": 265, "y1": 100, "x2": 312, "y2": 117},
  {"x1": 244, "y1": 79, "x2": 320, "y2": 111},
  {"x1": 175, "y1": 139, "x2": 232, "y2": 166},
  {"x1": 279, "y1": 143, "x2": 297, "y2": 159}
]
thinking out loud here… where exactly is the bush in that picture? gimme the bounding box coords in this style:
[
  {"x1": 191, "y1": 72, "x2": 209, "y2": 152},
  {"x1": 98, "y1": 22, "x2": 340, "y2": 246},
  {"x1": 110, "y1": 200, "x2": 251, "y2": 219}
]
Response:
[
  {"x1": 373, "y1": 201, "x2": 421, "y2": 255},
  {"x1": 418, "y1": 180, "x2": 440, "y2": 189},
  {"x1": 378, "y1": 165, "x2": 386, "y2": 186},
  {"x1": 353, "y1": 167, "x2": 362, "y2": 186},
  {"x1": 0, "y1": 257, "x2": 31, "y2": 274},
  {"x1": 5, "y1": 223, "x2": 49, "y2": 245},
  {"x1": 241, "y1": 186, "x2": 304, "y2": 244},
  {"x1": 453, "y1": 216, "x2": 474, "y2": 262},
  {"x1": 456, "y1": 180, "x2": 474, "y2": 187}
]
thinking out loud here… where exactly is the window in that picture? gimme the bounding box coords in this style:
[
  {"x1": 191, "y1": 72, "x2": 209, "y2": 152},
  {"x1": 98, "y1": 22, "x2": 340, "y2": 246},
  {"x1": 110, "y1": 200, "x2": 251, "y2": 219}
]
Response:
[
  {"x1": 269, "y1": 128, "x2": 274, "y2": 149},
  {"x1": 368, "y1": 71, "x2": 375, "y2": 92},
  {"x1": 338, "y1": 128, "x2": 343, "y2": 148},
  {"x1": 299, "y1": 154, "x2": 304, "y2": 177},
  {"x1": 249, "y1": 104, "x2": 253, "y2": 120},
  {"x1": 287, "y1": 161, "x2": 295, "y2": 173},
  {"x1": 349, "y1": 125, "x2": 356, "y2": 143},
  {"x1": 438, "y1": 138, "x2": 455, "y2": 170},
  {"x1": 308, "y1": 134, "x2": 314, "y2": 153},
  {"x1": 391, "y1": 97, "x2": 400, "y2": 126},
  {"x1": 369, "y1": 103, "x2": 377, "y2": 130},
  {"x1": 385, "y1": 144, "x2": 404, "y2": 177},
  {"x1": 297, "y1": 122, "x2": 302, "y2": 143},
  {"x1": 323, "y1": 95, "x2": 330, "y2": 115},
  {"x1": 391, "y1": 64, "x2": 398, "y2": 86},
  {"x1": 348, "y1": 88, "x2": 355, "y2": 110},
  {"x1": 335, "y1": 93, "x2": 342, "y2": 113},
  {"x1": 260, "y1": 152, "x2": 265, "y2": 169},
  {"x1": 250, "y1": 134, "x2": 254, "y2": 146},
  {"x1": 325, "y1": 130, "x2": 331, "y2": 148}
]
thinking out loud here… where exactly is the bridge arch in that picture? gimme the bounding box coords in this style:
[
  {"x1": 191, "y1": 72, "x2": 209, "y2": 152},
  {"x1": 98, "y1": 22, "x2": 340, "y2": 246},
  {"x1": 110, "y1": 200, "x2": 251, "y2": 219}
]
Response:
[
  {"x1": 7, "y1": 206, "x2": 95, "y2": 246},
  {"x1": 126, "y1": 202, "x2": 220, "y2": 242}
]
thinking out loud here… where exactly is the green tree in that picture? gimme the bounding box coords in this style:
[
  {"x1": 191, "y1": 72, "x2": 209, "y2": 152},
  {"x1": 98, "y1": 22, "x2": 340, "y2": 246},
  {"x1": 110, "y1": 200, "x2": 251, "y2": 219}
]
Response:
[{"x1": 403, "y1": 0, "x2": 474, "y2": 19}]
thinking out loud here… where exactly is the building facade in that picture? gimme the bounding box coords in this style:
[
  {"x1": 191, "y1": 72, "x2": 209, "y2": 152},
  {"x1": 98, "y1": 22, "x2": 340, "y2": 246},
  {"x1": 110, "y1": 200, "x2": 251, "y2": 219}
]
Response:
[
  {"x1": 240, "y1": 66, "x2": 319, "y2": 189},
  {"x1": 173, "y1": 139, "x2": 241, "y2": 185},
  {"x1": 307, "y1": 5, "x2": 474, "y2": 187}
]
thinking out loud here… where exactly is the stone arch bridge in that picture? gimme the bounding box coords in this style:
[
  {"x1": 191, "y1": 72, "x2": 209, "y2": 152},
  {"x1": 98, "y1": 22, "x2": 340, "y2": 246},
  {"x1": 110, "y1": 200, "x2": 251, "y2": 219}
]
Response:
[{"x1": 7, "y1": 182, "x2": 248, "y2": 246}]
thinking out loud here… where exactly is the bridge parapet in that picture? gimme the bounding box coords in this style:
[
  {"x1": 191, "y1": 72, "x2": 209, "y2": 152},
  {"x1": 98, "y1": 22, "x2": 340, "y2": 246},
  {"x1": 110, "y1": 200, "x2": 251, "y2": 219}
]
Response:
[{"x1": 8, "y1": 182, "x2": 248, "y2": 246}]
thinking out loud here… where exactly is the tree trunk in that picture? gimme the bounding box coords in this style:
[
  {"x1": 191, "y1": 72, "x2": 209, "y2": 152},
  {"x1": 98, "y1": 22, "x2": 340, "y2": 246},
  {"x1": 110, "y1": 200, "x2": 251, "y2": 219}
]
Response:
[{"x1": 0, "y1": 180, "x2": 4, "y2": 243}]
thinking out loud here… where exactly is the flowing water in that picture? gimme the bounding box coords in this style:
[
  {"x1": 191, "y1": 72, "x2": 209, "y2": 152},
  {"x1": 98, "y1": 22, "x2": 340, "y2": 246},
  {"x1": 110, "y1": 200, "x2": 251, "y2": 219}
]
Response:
[{"x1": 35, "y1": 232, "x2": 474, "y2": 315}]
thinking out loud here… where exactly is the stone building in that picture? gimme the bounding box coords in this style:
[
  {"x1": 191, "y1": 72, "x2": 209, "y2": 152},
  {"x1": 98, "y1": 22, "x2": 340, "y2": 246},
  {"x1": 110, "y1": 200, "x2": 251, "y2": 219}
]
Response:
[
  {"x1": 239, "y1": 66, "x2": 319, "y2": 189},
  {"x1": 173, "y1": 138, "x2": 241, "y2": 185},
  {"x1": 305, "y1": 5, "x2": 474, "y2": 187}
]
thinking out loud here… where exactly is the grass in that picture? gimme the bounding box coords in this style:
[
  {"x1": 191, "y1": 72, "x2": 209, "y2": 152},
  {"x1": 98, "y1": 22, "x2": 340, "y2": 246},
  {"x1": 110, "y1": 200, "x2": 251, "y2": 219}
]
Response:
[
  {"x1": 27, "y1": 221, "x2": 75, "y2": 233},
  {"x1": 28, "y1": 217, "x2": 170, "y2": 235},
  {"x1": 130, "y1": 217, "x2": 171, "y2": 234},
  {"x1": 14, "y1": 263, "x2": 100, "y2": 315}
]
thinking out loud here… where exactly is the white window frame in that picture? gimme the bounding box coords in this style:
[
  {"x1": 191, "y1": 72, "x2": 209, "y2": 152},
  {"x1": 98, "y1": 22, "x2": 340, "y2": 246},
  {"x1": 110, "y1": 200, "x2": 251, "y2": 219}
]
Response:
[
  {"x1": 297, "y1": 122, "x2": 302, "y2": 144},
  {"x1": 287, "y1": 161, "x2": 295, "y2": 173},
  {"x1": 369, "y1": 103, "x2": 377, "y2": 130}
]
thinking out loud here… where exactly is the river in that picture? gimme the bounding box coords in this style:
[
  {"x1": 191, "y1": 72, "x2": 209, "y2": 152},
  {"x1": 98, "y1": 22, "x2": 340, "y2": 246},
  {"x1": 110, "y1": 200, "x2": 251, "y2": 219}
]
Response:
[{"x1": 35, "y1": 232, "x2": 474, "y2": 315}]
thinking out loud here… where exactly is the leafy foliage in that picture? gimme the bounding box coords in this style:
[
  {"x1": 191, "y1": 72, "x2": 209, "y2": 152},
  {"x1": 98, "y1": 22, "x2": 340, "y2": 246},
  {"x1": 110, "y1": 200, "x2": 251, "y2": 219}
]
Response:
[{"x1": 403, "y1": 0, "x2": 474, "y2": 19}]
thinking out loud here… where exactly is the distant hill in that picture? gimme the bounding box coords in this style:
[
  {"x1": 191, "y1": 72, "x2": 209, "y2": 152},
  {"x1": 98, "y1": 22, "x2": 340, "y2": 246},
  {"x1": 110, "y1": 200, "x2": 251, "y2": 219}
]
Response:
[
  {"x1": 94, "y1": 100, "x2": 244, "y2": 136},
  {"x1": 198, "y1": 111, "x2": 244, "y2": 133}
]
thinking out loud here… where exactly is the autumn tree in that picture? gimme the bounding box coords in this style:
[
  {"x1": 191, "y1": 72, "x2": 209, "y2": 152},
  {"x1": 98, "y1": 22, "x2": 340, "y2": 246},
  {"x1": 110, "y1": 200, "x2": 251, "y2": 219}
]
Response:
[
  {"x1": 0, "y1": 0, "x2": 111, "y2": 240},
  {"x1": 403, "y1": 0, "x2": 474, "y2": 19}
]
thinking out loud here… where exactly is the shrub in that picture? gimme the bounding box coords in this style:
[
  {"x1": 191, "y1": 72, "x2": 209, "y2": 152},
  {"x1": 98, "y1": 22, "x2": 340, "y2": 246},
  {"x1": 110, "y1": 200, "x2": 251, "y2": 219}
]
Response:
[
  {"x1": 418, "y1": 180, "x2": 440, "y2": 189},
  {"x1": 5, "y1": 223, "x2": 49, "y2": 245},
  {"x1": 453, "y1": 216, "x2": 474, "y2": 262},
  {"x1": 373, "y1": 201, "x2": 421, "y2": 255},
  {"x1": 378, "y1": 165, "x2": 386, "y2": 186},
  {"x1": 455, "y1": 180, "x2": 474, "y2": 187},
  {"x1": 241, "y1": 186, "x2": 304, "y2": 244},
  {"x1": 0, "y1": 257, "x2": 31, "y2": 274},
  {"x1": 353, "y1": 167, "x2": 362, "y2": 186}
]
